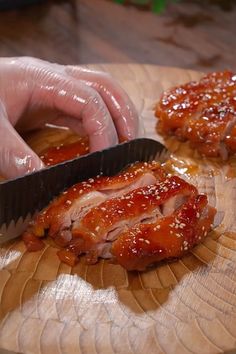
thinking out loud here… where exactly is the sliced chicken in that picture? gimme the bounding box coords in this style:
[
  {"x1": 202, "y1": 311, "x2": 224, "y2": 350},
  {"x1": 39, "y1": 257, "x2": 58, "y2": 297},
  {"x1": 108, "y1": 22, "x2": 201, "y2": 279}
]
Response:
[
  {"x1": 40, "y1": 138, "x2": 90, "y2": 166},
  {"x1": 23, "y1": 161, "x2": 166, "y2": 249},
  {"x1": 155, "y1": 71, "x2": 236, "y2": 159},
  {"x1": 69, "y1": 176, "x2": 197, "y2": 264},
  {"x1": 22, "y1": 160, "x2": 216, "y2": 271},
  {"x1": 112, "y1": 195, "x2": 216, "y2": 271}
]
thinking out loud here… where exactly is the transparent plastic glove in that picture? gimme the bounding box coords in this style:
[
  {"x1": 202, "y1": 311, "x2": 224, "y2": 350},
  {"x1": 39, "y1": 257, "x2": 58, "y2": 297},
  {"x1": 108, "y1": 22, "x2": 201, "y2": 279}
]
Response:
[{"x1": 0, "y1": 57, "x2": 140, "y2": 180}]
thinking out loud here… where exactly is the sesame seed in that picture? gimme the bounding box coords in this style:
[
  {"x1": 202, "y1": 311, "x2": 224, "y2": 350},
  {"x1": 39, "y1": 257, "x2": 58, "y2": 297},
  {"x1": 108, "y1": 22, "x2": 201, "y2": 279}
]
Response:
[
  {"x1": 66, "y1": 200, "x2": 72, "y2": 205},
  {"x1": 145, "y1": 240, "x2": 150, "y2": 244}
]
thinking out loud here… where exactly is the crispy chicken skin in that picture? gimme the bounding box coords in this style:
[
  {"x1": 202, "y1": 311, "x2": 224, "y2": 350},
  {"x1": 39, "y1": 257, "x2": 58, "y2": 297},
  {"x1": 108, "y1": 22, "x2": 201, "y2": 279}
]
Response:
[{"x1": 155, "y1": 71, "x2": 236, "y2": 159}]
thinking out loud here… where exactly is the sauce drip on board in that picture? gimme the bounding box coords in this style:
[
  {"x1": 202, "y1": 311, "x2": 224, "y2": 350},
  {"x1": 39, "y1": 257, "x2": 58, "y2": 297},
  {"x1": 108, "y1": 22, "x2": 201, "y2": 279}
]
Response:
[{"x1": 162, "y1": 155, "x2": 199, "y2": 177}]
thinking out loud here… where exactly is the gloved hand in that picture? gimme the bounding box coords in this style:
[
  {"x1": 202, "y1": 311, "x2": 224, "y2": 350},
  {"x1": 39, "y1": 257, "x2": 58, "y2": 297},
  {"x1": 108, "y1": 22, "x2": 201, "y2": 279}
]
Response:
[{"x1": 0, "y1": 57, "x2": 140, "y2": 179}]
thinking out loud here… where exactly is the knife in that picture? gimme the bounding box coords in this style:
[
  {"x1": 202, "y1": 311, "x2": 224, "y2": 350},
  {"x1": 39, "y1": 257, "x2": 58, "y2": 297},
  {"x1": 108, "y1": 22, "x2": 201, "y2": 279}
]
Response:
[{"x1": 0, "y1": 138, "x2": 167, "y2": 243}]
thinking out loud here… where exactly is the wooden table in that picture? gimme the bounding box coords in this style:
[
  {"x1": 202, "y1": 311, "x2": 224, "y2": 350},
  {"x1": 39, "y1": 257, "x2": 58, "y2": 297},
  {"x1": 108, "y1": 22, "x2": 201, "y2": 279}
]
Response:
[{"x1": 0, "y1": 0, "x2": 235, "y2": 72}]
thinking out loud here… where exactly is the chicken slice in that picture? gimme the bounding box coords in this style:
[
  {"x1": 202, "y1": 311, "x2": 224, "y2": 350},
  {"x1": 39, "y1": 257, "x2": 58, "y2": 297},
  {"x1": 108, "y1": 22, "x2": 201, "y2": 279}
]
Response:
[{"x1": 112, "y1": 194, "x2": 216, "y2": 271}]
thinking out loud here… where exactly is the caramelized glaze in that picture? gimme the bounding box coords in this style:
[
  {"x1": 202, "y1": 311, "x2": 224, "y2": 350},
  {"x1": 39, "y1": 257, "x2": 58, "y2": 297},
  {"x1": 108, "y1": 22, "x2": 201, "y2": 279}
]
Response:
[
  {"x1": 72, "y1": 176, "x2": 197, "y2": 255},
  {"x1": 112, "y1": 195, "x2": 216, "y2": 271},
  {"x1": 156, "y1": 71, "x2": 236, "y2": 159}
]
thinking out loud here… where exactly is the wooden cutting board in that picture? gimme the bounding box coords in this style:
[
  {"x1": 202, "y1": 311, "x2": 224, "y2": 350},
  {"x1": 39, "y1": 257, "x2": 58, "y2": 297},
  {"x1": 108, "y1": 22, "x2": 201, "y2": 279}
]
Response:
[{"x1": 0, "y1": 64, "x2": 236, "y2": 354}]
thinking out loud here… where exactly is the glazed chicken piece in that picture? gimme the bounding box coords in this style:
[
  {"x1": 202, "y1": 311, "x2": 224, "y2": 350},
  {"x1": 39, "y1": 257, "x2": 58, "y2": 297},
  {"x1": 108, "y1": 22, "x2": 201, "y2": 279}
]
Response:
[
  {"x1": 155, "y1": 71, "x2": 236, "y2": 159},
  {"x1": 23, "y1": 161, "x2": 166, "y2": 251},
  {"x1": 68, "y1": 176, "x2": 197, "y2": 264},
  {"x1": 23, "y1": 161, "x2": 215, "y2": 271},
  {"x1": 112, "y1": 194, "x2": 216, "y2": 271}
]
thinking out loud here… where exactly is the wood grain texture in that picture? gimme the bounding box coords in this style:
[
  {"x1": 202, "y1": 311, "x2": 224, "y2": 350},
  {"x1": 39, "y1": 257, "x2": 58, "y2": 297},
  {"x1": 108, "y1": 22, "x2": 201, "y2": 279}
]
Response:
[{"x1": 1, "y1": 64, "x2": 236, "y2": 354}]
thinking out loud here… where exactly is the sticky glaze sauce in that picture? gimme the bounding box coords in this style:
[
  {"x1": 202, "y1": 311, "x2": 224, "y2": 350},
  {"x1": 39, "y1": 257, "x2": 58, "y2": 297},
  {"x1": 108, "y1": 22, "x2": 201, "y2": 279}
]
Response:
[
  {"x1": 39, "y1": 137, "x2": 89, "y2": 166},
  {"x1": 162, "y1": 155, "x2": 199, "y2": 178}
]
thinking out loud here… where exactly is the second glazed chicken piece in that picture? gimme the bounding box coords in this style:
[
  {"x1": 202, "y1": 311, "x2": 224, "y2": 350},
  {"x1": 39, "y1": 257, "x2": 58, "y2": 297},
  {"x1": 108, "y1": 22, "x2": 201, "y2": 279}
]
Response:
[{"x1": 155, "y1": 71, "x2": 236, "y2": 159}]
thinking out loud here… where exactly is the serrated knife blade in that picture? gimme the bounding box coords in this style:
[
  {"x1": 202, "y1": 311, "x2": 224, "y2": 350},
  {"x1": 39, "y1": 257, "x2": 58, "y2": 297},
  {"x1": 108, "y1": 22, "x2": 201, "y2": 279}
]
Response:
[{"x1": 0, "y1": 138, "x2": 166, "y2": 243}]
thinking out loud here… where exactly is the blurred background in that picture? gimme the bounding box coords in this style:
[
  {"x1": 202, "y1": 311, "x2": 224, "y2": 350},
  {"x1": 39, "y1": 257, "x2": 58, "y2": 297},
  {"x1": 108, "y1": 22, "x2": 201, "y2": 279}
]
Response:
[{"x1": 0, "y1": 0, "x2": 235, "y2": 72}]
